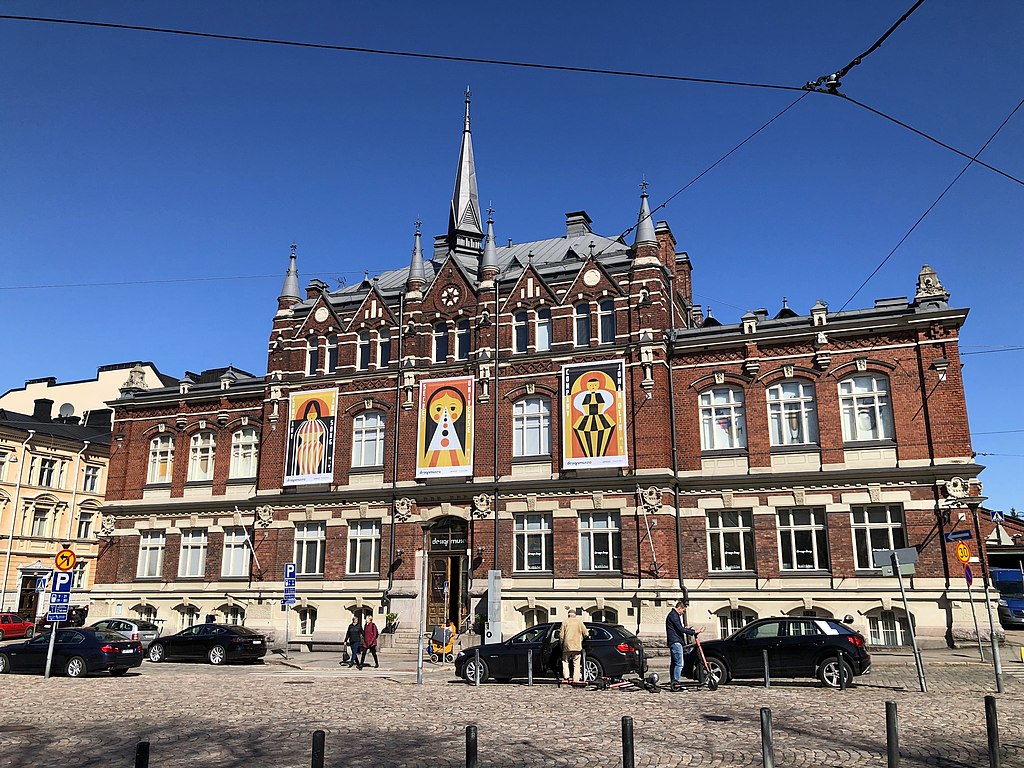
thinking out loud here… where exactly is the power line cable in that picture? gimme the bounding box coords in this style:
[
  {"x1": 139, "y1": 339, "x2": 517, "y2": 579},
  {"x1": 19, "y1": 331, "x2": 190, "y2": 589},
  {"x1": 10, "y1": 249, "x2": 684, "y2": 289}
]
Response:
[
  {"x1": 962, "y1": 346, "x2": 1024, "y2": 356},
  {"x1": 834, "y1": 0, "x2": 927, "y2": 81}
]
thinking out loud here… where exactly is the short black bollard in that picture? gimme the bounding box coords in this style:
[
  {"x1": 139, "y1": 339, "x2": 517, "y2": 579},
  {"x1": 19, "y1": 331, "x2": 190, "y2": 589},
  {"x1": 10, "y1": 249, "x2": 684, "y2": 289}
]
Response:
[
  {"x1": 885, "y1": 700, "x2": 899, "y2": 768},
  {"x1": 621, "y1": 715, "x2": 635, "y2": 768},
  {"x1": 474, "y1": 648, "x2": 481, "y2": 688},
  {"x1": 466, "y1": 725, "x2": 478, "y2": 768},
  {"x1": 760, "y1": 708, "x2": 775, "y2": 768},
  {"x1": 837, "y1": 652, "x2": 847, "y2": 691},
  {"x1": 986, "y1": 695, "x2": 1001, "y2": 768},
  {"x1": 763, "y1": 649, "x2": 771, "y2": 688},
  {"x1": 134, "y1": 741, "x2": 150, "y2": 768},
  {"x1": 528, "y1": 648, "x2": 534, "y2": 686},
  {"x1": 311, "y1": 730, "x2": 326, "y2": 768}
]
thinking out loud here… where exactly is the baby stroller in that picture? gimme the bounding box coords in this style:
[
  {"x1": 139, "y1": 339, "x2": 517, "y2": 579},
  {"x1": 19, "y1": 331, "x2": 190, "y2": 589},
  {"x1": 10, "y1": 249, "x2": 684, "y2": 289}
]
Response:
[{"x1": 427, "y1": 622, "x2": 458, "y2": 663}]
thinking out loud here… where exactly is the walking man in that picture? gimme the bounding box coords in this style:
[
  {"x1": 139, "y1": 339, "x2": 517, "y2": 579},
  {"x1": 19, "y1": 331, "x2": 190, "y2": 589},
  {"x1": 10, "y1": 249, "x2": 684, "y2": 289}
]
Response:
[
  {"x1": 345, "y1": 615, "x2": 364, "y2": 669},
  {"x1": 666, "y1": 600, "x2": 699, "y2": 686},
  {"x1": 559, "y1": 608, "x2": 588, "y2": 683},
  {"x1": 360, "y1": 615, "x2": 380, "y2": 669}
]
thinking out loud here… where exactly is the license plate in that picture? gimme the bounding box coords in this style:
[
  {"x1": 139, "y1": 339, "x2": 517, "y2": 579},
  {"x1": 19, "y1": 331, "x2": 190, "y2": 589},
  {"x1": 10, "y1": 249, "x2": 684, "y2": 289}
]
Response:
[
  {"x1": 252, "y1": 640, "x2": 261, "y2": 645},
  {"x1": 122, "y1": 649, "x2": 134, "y2": 654}
]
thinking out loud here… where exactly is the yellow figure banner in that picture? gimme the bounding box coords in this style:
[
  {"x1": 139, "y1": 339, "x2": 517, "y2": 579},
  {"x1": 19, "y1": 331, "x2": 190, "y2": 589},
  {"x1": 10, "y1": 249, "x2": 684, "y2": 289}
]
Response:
[
  {"x1": 284, "y1": 388, "x2": 338, "y2": 485},
  {"x1": 416, "y1": 376, "x2": 474, "y2": 478},
  {"x1": 561, "y1": 360, "x2": 628, "y2": 469}
]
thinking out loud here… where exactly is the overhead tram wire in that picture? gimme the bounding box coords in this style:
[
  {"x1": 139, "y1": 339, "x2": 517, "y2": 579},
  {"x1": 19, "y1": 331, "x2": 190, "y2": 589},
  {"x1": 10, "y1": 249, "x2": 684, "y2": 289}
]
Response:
[{"x1": 837, "y1": 94, "x2": 1024, "y2": 312}]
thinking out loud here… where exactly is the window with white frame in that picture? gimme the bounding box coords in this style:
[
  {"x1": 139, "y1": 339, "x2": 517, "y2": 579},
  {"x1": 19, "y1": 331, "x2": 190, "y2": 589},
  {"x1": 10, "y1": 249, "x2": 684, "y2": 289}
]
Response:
[
  {"x1": 352, "y1": 411, "x2": 385, "y2": 468},
  {"x1": 134, "y1": 605, "x2": 158, "y2": 623},
  {"x1": 591, "y1": 608, "x2": 618, "y2": 624},
  {"x1": 433, "y1": 323, "x2": 449, "y2": 362},
  {"x1": 71, "y1": 562, "x2": 87, "y2": 589},
  {"x1": 767, "y1": 380, "x2": 819, "y2": 446},
  {"x1": 298, "y1": 607, "x2": 317, "y2": 635},
  {"x1": 294, "y1": 522, "x2": 326, "y2": 576},
  {"x1": 378, "y1": 329, "x2": 392, "y2": 367},
  {"x1": 147, "y1": 435, "x2": 174, "y2": 484},
  {"x1": 579, "y1": 511, "x2": 622, "y2": 571},
  {"x1": 178, "y1": 529, "x2": 208, "y2": 578},
  {"x1": 598, "y1": 299, "x2": 616, "y2": 344},
  {"x1": 177, "y1": 606, "x2": 200, "y2": 630},
  {"x1": 187, "y1": 432, "x2": 216, "y2": 482},
  {"x1": 523, "y1": 607, "x2": 549, "y2": 628},
  {"x1": 229, "y1": 428, "x2": 259, "y2": 479},
  {"x1": 137, "y1": 530, "x2": 166, "y2": 578},
  {"x1": 76, "y1": 510, "x2": 94, "y2": 540},
  {"x1": 306, "y1": 338, "x2": 320, "y2": 376},
  {"x1": 707, "y1": 510, "x2": 755, "y2": 571},
  {"x1": 699, "y1": 387, "x2": 747, "y2": 450},
  {"x1": 36, "y1": 457, "x2": 62, "y2": 488},
  {"x1": 852, "y1": 504, "x2": 906, "y2": 570},
  {"x1": 221, "y1": 605, "x2": 245, "y2": 625},
  {"x1": 83, "y1": 465, "x2": 101, "y2": 493},
  {"x1": 221, "y1": 527, "x2": 250, "y2": 577},
  {"x1": 574, "y1": 303, "x2": 591, "y2": 347},
  {"x1": 456, "y1": 319, "x2": 471, "y2": 360},
  {"x1": 29, "y1": 507, "x2": 49, "y2": 537},
  {"x1": 357, "y1": 331, "x2": 371, "y2": 370},
  {"x1": 868, "y1": 609, "x2": 913, "y2": 647},
  {"x1": 347, "y1": 520, "x2": 381, "y2": 575},
  {"x1": 839, "y1": 374, "x2": 894, "y2": 442},
  {"x1": 512, "y1": 397, "x2": 551, "y2": 457},
  {"x1": 513, "y1": 311, "x2": 529, "y2": 353},
  {"x1": 327, "y1": 334, "x2": 339, "y2": 373},
  {"x1": 535, "y1": 308, "x2": 552, "y2": 352},
  {"x1": 777, "y1": 507, "x2": 829, "y2": 571},
  {"x1": 514, "y1": 513, "x2": 553, "y2": 572},
  {"x1": 717, "y1": 608, "x2": 756, "y2": 638},
  {"x1": 0, "y1": 451, "x2": 8, "y2": 482}
]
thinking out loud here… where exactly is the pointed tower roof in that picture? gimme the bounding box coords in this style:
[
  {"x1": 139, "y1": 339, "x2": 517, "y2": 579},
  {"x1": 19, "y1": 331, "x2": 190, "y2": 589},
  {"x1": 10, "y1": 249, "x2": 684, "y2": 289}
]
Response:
[
  {"x1": 633, "y1": 179, "x2": 657, "y2": 247},
  {"x1": 278, "y1": 242, "x2": 301, "y2": 308},
  {"x1": 481, "y1": 207, "x2": 498, "y2": 274},
  {"x1": 447, "y1": 87, "x2": 483, "y2": 254},
  {"x1": 406, "y1": 220, "x2": 427, "y2": 293}
]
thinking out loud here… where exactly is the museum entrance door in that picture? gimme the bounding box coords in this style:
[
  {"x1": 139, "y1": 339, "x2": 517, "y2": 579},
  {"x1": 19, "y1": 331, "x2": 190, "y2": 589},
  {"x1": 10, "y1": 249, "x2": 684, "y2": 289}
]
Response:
[{"x1": 425, "y1": 517, "x2": 469, "y2": 632}]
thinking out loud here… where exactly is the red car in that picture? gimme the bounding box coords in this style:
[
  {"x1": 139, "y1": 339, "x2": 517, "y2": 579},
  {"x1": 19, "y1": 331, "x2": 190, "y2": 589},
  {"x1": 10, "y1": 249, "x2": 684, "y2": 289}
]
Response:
[{"x1": 0, "y1": 613, "x2": 35, "y2": 641}]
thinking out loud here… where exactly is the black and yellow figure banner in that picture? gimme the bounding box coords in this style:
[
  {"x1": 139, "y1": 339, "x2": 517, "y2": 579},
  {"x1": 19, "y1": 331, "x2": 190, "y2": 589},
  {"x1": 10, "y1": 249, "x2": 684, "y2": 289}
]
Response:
[
  {"x1": 284, "y1": 388, "x2": 338, "y2": 486},
  {"x1": 561, "y1": 360, "x2": 628, "y2": 469},
  {"x1": 416, "y1": 376, "x2": 474, "y2": 479}
]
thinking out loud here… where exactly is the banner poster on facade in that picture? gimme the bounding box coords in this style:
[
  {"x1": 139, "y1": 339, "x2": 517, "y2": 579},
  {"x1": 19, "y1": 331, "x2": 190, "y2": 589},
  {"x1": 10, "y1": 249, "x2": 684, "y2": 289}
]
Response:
[
  {"x1": 561, "y1": 360, "x2": 628, "y2": 469},
  {"x1": 284, "y1": 388, "x2": 338, "y2": 486},
  {"x1": 416, "y1": 376, "x2": 474, "y2": 478}
]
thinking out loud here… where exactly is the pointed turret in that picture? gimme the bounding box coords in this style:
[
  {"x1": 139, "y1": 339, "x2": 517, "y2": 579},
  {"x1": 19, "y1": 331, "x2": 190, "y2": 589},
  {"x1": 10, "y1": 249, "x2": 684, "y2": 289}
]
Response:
[
  {"x1": 479, "y1": 207, "x2": 499, "y2": 285},
  {"x1": 633, "y1": 180, "x2": 657, "y2": 248},
  {"x1": 447, "y1": 87, "x2": 484, "y2": 256},
  {"x1": 406, "y1": 220, "x2": 427, "y2": 295},
  {"x1": 278, "y1": 242, "x2": 301, "y2": 310}
]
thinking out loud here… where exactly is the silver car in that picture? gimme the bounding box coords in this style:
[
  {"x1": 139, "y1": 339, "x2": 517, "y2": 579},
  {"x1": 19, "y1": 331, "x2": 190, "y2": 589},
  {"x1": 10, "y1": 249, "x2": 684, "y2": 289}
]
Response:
[{"x1": 90, "y1": 619, "x2": 161, "y2": 650}]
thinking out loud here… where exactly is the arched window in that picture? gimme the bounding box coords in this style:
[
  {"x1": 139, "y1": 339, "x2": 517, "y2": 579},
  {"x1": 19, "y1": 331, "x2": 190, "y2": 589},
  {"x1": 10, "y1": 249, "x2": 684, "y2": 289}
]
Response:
[
  {"x1": 591, "y1": 608, "x2": 618, "y2": 624},
  {"x1": 433, "y1": 323, "x2": 449, "y2": 363},
  {"x1": 327, "y1": 334, "x2": 339, "y2": 373},
  {"x1": 867, "y1": 608, "x2": 913, "y2": 647},
  {"x1": 597, "y1": 299, "x2": 616, "y2": 344},
  {"x1": 352, "y1": 411, "x2": 386, "y2": 468},
  {"x1": 378, "y1": 329, "x2": 392, "y2": 367},
  {"x1": 297, "y1": 607, "x2": 318, "y2": 635},
  {"x1": 221, "y1": 605, "x2": 246, "y2": 626},
  {"x1": 177, "y1": 605, "x2": 200, "y2": 631},
  {"x1": 134, "y1": 605, "x2": 158, "y2": 623},
  {"x1": 716, "y1": 607, "x2": 756, "y2": 639},
  {"x1": 839, "y1": 374, "x2": 894, "y2": 442},
  {"x1": 513, "y1": 311, "x2": 529, "y2": 353},
  {"x1": 147, "y1": 435, "x2": 174, "y2": 484},
  {"x1": 523, "y1": 607, "x2": 549, "y2": 628},
  {"x1": 512, "y1": 397, "x2": 551, "y2": 457},
  {"x1": 767, "y1": 379, "x2": 819, "y2": 446},
  {"x1": 574, "y1": 303, "x2": 591, "y2": 347},
  {"x1": 187, "y1": 432, "x2": 216, "y2": 482},
  {"x1": 229, "y1": 428, "x2": 259, "y2": 478},
  {"x1": 357, "y1": 331, "x2": 371, "y2": 370},
  {"x1": 456, "y1": 319, "x2": 471, "y2": 360},
  {"x1": 306, "y1": 338, "x2": 320, "y2": 376},
  {"x1": 699, "y1": 387, "x2": 747, "y2": 450},
  {"x1": 535, "y1": 308, "x2": 552, "y2": 352}
]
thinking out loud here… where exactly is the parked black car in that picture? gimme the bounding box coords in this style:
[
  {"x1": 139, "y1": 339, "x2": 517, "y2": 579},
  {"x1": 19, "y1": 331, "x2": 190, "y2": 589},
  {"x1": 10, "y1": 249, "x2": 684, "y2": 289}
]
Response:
[
  {"x1": 147, "y1": 623, "x2": 268, "y2": 665},
  {"x1": 684, "y1": 616, "x2": 871, "y2": 688},
  {"x1": 454, "y1": 622, "x2": 646, "y2": 683},
  {"x1": 0, "y1": 628, "x2": 143, "y2": 677}
]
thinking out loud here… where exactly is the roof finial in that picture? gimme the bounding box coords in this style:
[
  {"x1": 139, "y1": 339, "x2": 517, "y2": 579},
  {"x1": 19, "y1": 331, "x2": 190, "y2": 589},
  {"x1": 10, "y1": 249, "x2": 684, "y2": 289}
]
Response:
[
  {"x1": 783, "y1": 296, "x2": 789, "y2": 308},
  {"x1": 407, "y1": 220, "x2": 427, "y2": 291},
  {"x1": 415, "y1": 218, "x2": 422, "y2": 235},
  {"x1": 290, "y1": 241, "x2": 297, "y2": 257},
  {"x1": 640, "y1": 176, "x2": 648, "y2": 196},
  {"x1": 464, "y1": 85, "x2": 472, "y2": 131},
  {"x1": 480, "y1": 205, "x2": 499, "y2": 278},
  {"x1": 278, "y1": 242, "x2": 301, "y2": 306},
  {"x1": 633, "y1": 178, "x2": 657, "y2": 247}
]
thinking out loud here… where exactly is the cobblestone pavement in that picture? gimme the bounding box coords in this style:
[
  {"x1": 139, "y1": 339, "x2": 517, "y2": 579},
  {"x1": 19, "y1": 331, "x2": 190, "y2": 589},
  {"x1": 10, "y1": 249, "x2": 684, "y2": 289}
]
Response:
[{"x1": 1, "y1": 652, "x2": 1021, "y2": 768}]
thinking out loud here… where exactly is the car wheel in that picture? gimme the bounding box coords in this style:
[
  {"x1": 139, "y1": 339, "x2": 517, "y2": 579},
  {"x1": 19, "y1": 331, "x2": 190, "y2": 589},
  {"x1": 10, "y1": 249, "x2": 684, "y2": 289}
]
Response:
[
  {"x1": 0, "y1": 653, "x2": 10, "y2": 674},
  {"x1": 65, "y1": 656, "x2": 87, "y2": 678},
  {"x1": 24, "y1": 628, "x2": 33, "y2": 639},
  {"x1": 0, "y1": 629, "x2": 5, "y2": 641},
  {"x1": 818, "y1": 657, "x2": 853, "y2": 688},
  {"x1": 208, "y1": 645, "x2": 227, "y2": 665},
  {"x1": 462, "y1": 657, "x2": 488, "y2": 684},
  {"x1": 582, "y1": 657, "x2": 604, "y2": 682},
  {"x1": 148, "y1": 643, "x2": 166, "y2": 663},
  {"x1": 109, "y1": 668, "x2": 129, "y2": 677},
  {"x1": 703, "y1": 656, "x2": 730, "y2": 686}
]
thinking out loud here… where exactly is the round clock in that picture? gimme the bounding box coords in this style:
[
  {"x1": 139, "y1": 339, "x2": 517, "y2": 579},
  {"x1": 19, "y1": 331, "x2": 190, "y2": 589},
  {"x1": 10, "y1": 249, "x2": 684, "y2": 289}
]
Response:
[{"x1": 440, "y1": 285, "x2": 462, "y2": 307}]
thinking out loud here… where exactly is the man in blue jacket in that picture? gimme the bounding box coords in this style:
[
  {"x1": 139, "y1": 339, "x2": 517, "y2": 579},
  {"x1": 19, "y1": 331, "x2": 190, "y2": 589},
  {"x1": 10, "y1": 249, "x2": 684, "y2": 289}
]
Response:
[{"x1": 666, "y1": 600, "x2": 699, "y2": 686}]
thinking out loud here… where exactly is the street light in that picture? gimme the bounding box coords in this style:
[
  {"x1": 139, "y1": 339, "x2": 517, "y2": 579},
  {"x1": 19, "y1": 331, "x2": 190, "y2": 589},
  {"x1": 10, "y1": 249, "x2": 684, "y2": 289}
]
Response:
[{"x1": 961, "y1": 495, "x2": 1004, "y2": 694}]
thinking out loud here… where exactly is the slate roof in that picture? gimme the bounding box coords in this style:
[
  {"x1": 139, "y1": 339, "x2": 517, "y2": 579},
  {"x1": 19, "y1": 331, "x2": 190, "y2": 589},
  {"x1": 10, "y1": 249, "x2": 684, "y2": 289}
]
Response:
[{"x1": 0, "y1": 409, "x2": 112, "y2": 445}]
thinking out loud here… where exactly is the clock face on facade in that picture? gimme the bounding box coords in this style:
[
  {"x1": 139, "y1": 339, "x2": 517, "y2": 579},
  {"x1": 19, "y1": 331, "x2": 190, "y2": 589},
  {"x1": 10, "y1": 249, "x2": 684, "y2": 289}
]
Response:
[{"x1": 440, "y1": 285, "x2": 462, "y2": 307}]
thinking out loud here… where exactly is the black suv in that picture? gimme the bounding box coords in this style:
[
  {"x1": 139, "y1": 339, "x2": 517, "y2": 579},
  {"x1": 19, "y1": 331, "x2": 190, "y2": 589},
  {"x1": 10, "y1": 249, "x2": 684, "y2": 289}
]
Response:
[
  {"x1": 684, "y1": 616, "x2": 871, "y2": 688},
  {"x1": 455, "y1": 622, "x2": 646, "y2": 683}
]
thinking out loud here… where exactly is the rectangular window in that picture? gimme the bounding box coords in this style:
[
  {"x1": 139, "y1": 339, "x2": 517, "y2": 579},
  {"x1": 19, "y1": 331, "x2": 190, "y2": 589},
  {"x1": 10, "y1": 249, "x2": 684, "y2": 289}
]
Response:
[
  {"x1": 574, "y1": 304, "x2": 591, "y2": 347},
  {"x1": 178, "y1": 529, "x2": 208, "y2": 578},
  {"x1": 147, "y1": 436, "x2": 174, "y2": 484},
  {"x1": 852, "y1": 504, "x2": 906, "y2": 570},
  {"x1": 357, "y1": 331, "x2": 371, "y2": 370},
  {"x1": 598, "y1": 299, "x2": 616, "y2": 344},
  {"x1": 347, "y1": 520, "x2": 381, "y2": 575},
  {"x1": 37, "y1": 458, "x2": 59, "y2": 488},
  {"x1": 433, "y1": 323, "x2": 449, "y2": 363},
  {"x1": 0, "y1": 451, "x2": 7, "y2": 482},
  {"x1": 718, "y1": 609, "x2": 755, "y2": 638},
  {"x1": 839, "y1": 375, "x2": 894, "y2": 442},
  {"x1": 30, "y1": 508, "x2": 49, "y2": 537},
  {"x1": 187, "y1": 433, "x2": 216, "y2": 482},
  {"x1": 327, "y1": 334, "x2": 339, "y2": 373},
  {"x1": 535, "y1": 309, "x2": 552, "y2": 352},
  {"x1": 294, "y1": 522, "x2": 326, "y2": 576},
  {"x1": 513, "y1": 311, "x2": 529, "y2": 353},
  {"x1": 707, "y1": 510, "x2": 755, "y2": 572},
  {"x1": 306, "y1": 340, "x2": 320, "y2": 376},
  {"x1": 137, "y1": 531, "x2": 166, "y2": 578},
  {"x1": 76, "y1": 511, "x2": 94, "y2": 540},
  {"x1": 699, "y1": 387, "x2": 747, "y2": 451},
  {"x1": 83, "y1": 465, "x2": 101, "y2": 493},
  {"x1": 579, "y1": 511, "x2": 622, "y2": 571},
  {"x1": 378, "y1": 330, "x2": 392, "y2": 367},
  {"x1": 777, "y1": 508, "x2": 829, "y2": 570},
  {"x1": 514, "y1": 513, "x2": 553, "y2": 572},
  {"x1": 221, "y1": 527, "x2": 250, "y2": 577},
  {"x1": 229, "y1": 428, "x2": 259, "y2": 478},
  {"x1": 512, "y1": 398, "x2": 551, "y2": 457},
  {"x1": 352, "y1": 412, "x2": 385, "y2": 468},
  {"x1": 456, "y1": 320, "x2": 471, "y2": 360},
  {"x1": 70, "y1": 562, "x2": 87, "y2": 590}
]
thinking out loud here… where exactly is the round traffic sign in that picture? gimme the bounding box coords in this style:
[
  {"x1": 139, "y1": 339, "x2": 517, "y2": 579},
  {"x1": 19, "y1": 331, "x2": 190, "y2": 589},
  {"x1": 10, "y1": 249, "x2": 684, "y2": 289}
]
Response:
[
  {"x1": 54, "y1": 549, "x2": 77, "y2": 572},
  {"x1": 956, "y1": 542, "x2": 972, "y2": 564},
  {"x1": 965, "y1": 564, "x2": 974, "y2": 587}
]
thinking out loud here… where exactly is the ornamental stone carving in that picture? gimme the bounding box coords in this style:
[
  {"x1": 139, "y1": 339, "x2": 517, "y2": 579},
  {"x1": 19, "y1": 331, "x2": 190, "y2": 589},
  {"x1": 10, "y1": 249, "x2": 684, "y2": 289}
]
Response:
[
  {"x1": 472, "y1": 494, "x2": 494, "y2": 519},
  {"x1": 638, "y1": 486, "x2": 662, "y2": 514},
  {"x1": 393, "y1": 497, "x2": 415, "y2": 522},
  {"x1": 945, "y1": 477, "x2": 968, "y2": 499},
  {"x1": 255, "y1": 505, "x2": 274, "y2": 528},
  {"x1": 99, "y1": 515, "x2": 116, "y2": 536}
]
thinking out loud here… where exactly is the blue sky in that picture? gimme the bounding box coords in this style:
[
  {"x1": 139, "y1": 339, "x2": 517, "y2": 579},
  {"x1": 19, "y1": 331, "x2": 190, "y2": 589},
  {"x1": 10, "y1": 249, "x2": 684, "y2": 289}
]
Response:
[{"x1": 1, "y1": 2, "x2": 1021, "y2": 508}]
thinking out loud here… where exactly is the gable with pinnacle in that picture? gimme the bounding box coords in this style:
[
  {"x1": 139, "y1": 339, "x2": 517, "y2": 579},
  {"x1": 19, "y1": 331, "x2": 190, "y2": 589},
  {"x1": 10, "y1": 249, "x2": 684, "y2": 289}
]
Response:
[
  {"x1": 342, "y1": 283, "x2": 398, "y2": 334},
  {"x1": 419, "y1": 254, "x2": 478, "y2": 314},
  {"x1": 559, "y1": 257, "x2": 626, "y2": 304},
  {"x1": 500, "y1": 263, "x2": 559, "y2": 312},
  {"x1": 292, "y1": 293, "x2": 343, "y2": 338}
]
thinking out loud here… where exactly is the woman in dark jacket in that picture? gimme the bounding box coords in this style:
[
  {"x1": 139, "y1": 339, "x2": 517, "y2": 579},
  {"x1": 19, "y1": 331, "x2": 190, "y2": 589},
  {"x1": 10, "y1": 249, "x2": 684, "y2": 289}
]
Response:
[{"x1": 344, "y1": 616, "x2": 364, "y2": 668}]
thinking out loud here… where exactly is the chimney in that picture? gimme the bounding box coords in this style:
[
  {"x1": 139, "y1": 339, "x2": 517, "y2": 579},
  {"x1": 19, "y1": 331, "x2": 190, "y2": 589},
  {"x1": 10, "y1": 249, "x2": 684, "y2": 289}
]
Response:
[
  {"x1": 565, "y1": 211, "x2": 592, "y2": 238},
  {"x1": 32, "y1": 398, "x2": 53, "y2": 422}
]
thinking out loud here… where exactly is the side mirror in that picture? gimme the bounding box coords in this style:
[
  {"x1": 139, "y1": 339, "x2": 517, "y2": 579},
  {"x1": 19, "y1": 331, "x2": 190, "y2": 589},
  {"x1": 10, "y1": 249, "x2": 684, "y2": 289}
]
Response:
[{"x1": 843, "y1": 615, "x2": 855, "y2": 625}]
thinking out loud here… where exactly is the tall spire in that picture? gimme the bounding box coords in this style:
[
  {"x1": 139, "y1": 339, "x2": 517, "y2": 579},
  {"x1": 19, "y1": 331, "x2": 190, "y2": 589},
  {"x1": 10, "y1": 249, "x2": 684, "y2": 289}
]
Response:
[
  {"x1": 406, "y1": 220, "x2": 427, "y2": 294},
  {"x1": 447, "y1": 87, "x2": 483, "y2": 254},
  {"x1": 480, "y1": 206, "x2": 499, "y2": 283},
  {"x1": 633, "y1": 178, "x2": 657, "y2": 247},
  {"x1": 278, "y1": 242, "x2": 301, "y2": 309}
]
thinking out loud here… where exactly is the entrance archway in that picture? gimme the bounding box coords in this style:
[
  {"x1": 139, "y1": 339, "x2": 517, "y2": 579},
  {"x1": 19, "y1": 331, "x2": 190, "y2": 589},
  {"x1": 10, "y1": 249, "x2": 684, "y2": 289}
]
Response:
[{"x1": 425, "y1": 517, "x2": 469, "y2": 631}]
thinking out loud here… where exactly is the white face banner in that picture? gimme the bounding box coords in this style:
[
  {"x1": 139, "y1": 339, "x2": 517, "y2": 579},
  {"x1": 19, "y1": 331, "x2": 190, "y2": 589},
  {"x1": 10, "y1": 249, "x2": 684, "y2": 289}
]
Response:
[
  {"x1": 284, "y1": 388, "x2": 338, "y2": 486},
  {"x1": 416, "y1": 376, "x2": 474, "y2": 478}
]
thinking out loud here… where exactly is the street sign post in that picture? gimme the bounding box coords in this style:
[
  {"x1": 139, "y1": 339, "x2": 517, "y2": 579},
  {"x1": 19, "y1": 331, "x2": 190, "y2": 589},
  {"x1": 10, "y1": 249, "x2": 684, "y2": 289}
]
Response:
[
  {"x1": 282, "y1": 563, "x2": 297, "y2": 658},
  {"x1": 965, "y1": 564, "x2": 985, "y2": 662},
  {"x1": 990, "y1": 510, "x2": 1005, "y2": 524},
  {"x1": 874, "y1": 546, "x2": 918, "y2": 577},
  {"x1": 943, "y1": 529, "x2": 972, "y2": 543},
  {"x1": 54, "y1": 549, "x2": 77, "y2": 572},
  {"x1": 872, "y1": 549, "x2": 927, "y2": 692},
  {"x1": 956, "y1": 542, "x2": 972, "y2": 564},
  {"x1": 35, "y1": 574, "x2": 49, "y2": 594},
  {"x1": 44, "y1": 570, "x2": 74, "y2": 679}
]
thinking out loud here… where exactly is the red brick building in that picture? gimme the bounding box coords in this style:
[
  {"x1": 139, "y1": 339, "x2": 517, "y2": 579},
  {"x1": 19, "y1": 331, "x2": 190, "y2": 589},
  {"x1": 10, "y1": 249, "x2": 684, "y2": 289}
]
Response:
[{"x1": 93, "y1": 95, "x2": 988, "y2": 649}]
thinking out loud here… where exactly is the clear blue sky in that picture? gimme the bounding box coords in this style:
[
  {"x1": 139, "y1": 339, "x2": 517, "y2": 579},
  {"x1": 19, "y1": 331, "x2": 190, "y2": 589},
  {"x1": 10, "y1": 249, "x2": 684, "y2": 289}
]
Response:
[{"x1": 1, "y1": 2, "x2": 1021, "y2": 508}]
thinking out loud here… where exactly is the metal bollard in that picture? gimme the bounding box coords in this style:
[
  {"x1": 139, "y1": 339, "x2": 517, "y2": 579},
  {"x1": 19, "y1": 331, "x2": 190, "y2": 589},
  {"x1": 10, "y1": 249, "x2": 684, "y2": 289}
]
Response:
[
  {"x1": 311, "y1": 730, "x2": 326, "y2": 768},
  {"x1": 466, "y1": 725, "x2": 478, "y2": 768},
  {"x1": 837, "y1": 652, "x2": 847, "y2": 691},
  {"x1": 134, "y1": 741, "x2": 150, "y2": 768},
  {"x1": 621, "y1": 716, "x2": 635, "y2": 768},
  {"x1": 760, "y1": 708, "x2": 775, "y2": 768},
  {"x1": 986, "y1": 695, "x2": 1001, "y2": 768},
  {"x1": 474, "y1": 648, "x2": 481, "y2": 688},
  {"x1": 763, "y1": 649, "x2": 770, "y2": 688},
  {"x1": 886, "y1": 700, "x2": 899, "y2": 768},
  {"x1": 581, "y1": 649, "x2": 587, "y2": 681},
  {"x1": 528, "y1": 648, "x2": 533, "y2": 686}
]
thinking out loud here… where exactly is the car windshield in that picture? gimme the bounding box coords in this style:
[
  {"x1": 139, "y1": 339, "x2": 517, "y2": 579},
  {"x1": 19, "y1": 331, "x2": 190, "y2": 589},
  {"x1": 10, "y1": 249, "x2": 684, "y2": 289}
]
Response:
[
  {"x1": 229, "y1": 625, "x2": 261, "y2": 636},
  {"x1": 94, "y1": 629, "x2": 129, "y2": 642},
  {"x1": 135, "y1": 621, "x2": 160, "y2": 631},
  {"x1": 998, "y1": 586, "x2": 1024, "y2": 599},
  {"x1": 509, "y1": 626, "x2": 549, "y2": 644}
]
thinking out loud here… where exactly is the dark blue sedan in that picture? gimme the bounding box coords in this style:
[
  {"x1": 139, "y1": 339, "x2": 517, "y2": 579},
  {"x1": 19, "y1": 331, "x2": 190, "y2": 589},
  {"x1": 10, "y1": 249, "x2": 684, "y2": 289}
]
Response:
[{"x1": 0, "y1": 628, "x2": 143, "y2": 677}]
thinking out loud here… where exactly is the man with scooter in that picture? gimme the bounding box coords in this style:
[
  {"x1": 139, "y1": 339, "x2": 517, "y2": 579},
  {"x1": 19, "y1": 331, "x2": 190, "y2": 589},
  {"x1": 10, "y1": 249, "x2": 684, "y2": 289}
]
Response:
[{"x1": 666, "y1": 600, "x2": 699, "y2": 690}]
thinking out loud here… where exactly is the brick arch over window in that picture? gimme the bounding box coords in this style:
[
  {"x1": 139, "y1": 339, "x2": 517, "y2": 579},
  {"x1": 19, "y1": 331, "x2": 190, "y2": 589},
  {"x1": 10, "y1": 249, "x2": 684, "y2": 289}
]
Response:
[
  {"x1": 825, "y1": 358, "x2": 897, "y2": 380},
  {"x1": 342, "y1": 399, "x2": 395, "y2": 415},
  {"x1": 780, "y1": 601, "x2": 837, "y2": 619},
  {"x1": 755, "y1": 364, "x2": 822, "y2": 386},
  {"x1": 503, "y1": 383, "x2": 557, "y2": 401},
  {"x1": 688, "y1": 371, "x2": 751, "y2": 391}
]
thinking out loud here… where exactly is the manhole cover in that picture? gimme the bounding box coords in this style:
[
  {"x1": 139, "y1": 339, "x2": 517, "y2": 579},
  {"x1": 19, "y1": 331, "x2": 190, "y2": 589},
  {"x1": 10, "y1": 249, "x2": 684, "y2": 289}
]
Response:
[
  {"x1": 702, "y1": 715, "x2": 733, "y2": 723},
  {"x1": 3, "y1": 726, "x2": 34, "y2": 733}
]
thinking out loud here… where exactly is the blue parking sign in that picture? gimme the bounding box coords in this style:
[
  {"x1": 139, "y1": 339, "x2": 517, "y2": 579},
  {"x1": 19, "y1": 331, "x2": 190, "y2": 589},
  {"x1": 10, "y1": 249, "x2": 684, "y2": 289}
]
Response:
[
  {"x1": 284, "y1": 563, "x2": 296, "y2": 580},
  {"x1": 51, "y1": 571, "x2": 73, "y2": 594}
]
